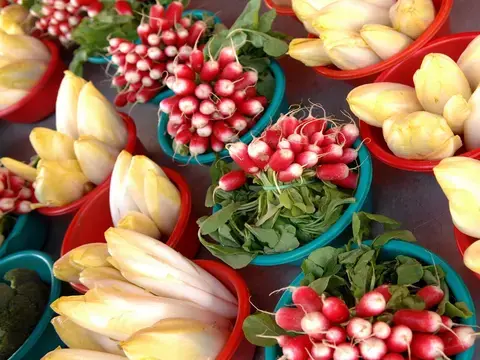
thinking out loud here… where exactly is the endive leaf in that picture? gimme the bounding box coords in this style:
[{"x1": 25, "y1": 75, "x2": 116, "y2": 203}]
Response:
[
  {"x1": 0, "y1": 157, "x2": 36, "y2": 182},
  {"x1": 41, "y1": 348, "x2": 126, "y2": 359},
  {"x1": 117, "y1": 211, "x2": 161, "y2": 239},
  {"x1": 29, "y1": 128, "x2": 76, "y2": 161}
]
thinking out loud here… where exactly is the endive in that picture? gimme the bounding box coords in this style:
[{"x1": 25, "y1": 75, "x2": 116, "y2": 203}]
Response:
[
  {"x1": 321, "y1": 30, "x2": 381, "y2": 70},
  {"x1": 413, "y1": 53, "x2": 471, "y2": 115},
  {"x1": 463, "y1": 240, "x2": 480, "y2": 275},
  {"x1": 457, "y1": 35, "x2": 480, "y2": 90},
  {"x1": 74, "y1": 137, "x2": 119, "y2": 185},
  {"x1": 120, "y1": 319, "x2": 230, "y2": 360},
  {"x1": 313, "y1": 0, "x2": 390, "y2": 33},
  {"x1": 360, "y1": 24, "x2": 413, "y2": 60},
  {"x1": 363, "y1": 0, "x2": 395, "y2": 7},
  {"x1": 288, "y1": 38, "x2": 331, "y2": 67},
  {"x1": 56, "y1": 70, "x2": 87, "y2": 139},
  {"x1": 79, "y1": 269, "x2": 154, "y2": 297},
  {"x1": 37, "y1": 159, "x2": 82, "y2": 173},
  {"x1": 382, "y1": 111, "x2": 462, "y2": 160},
  {"x1": 0, "y1": 30, "x2": 51, "y2": 61},
  {"x1": 389, "y1": 0, "x2": 435, "y2": 39},
  {"x1": 0, "y1": 157, "x2": 36, "y2": 182},
  {"x1": 443, "y1": 94, "x2": 471, "y2": 134},
  {"x1": 291, "y1": 0, "x2": 337, "y2": 35},
  {"x1": 79, "y1": 266, "x2": 126, "y2": 286},
  {"x1": 117, "y1": 211, "x2": 161, "y2": 239},
  {"x1": 347, "y1": 82, "x2": 422, "y2": 127},
  {"x1": 0, "y1": 87, "x2": 28, "y2": 110},
  {"x1": 0, "y1": 60, "x2": 47, "y2": 90},
  {"x1": 0, "y1": 5, "x2": 29, "y2": 25},
  {"x1": 463, "y1": 85, "x2": 480, "y2": 150},
  {"x1": 29, "y1": 128, "x2": 76, "y2": 161},
  {"x1": 42, "y1": 348, "x2": 126, "y2": 360},
  {"x1": 77, "y1": 82, "x2": 128, "y2": 150}
]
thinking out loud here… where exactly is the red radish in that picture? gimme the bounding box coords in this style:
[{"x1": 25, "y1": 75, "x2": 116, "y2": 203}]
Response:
[
  {"x1": 147, "y1": 33, "x2": 161, "y2": 46},
  {"x1": 300, "y1": 311, "x2": 330, "y2": 340},
  {"x1": 176, "y1": 27, "x2": 189, "y2": 47},
  {"x1": 268, "y1": 149, "x2": 294, "y2": 172},
  {"x1": 14, "y1": 200, "x2": 32, "y2": 214},
  {"x1": 174, "y1": 127, "x2": 192, "y2": 145},
  {"x1": 279, "y1": 116, "x2": 299, "y2": 137},
  {"x1": 217, "y1": 170, "x2": 246, "y2": 192},
  {"x1": 211, "y1": 135, "x2": 224, "y2": 152},
  {"x1": 287, "y1": 134, "x2": 307, "y2": 153},
  {"x1": 278, "y1": 139, "x2": 292, "y2": 150},
  {"x1": 319, "y1": 144, "x2": 343, "y2": 163},
  {"x1": 164, "y1": 1, "x2": 183, "y2": 23},
  {"x1": 226, "y1": 113, "x2": 247, "y2": 131},
  {"x1": 68, "y1": 15, "x2": 80, "y2": 26},
  {"x1": 147, "y1": 47, "x2": 164, "y2": 61},
  {"x1": 383, "y1": 354, "x2": 405, "y2": 360},
  {"x1": 200, "y1": 60, "x2": 220, "y2": 82},
  {"x1": 136, "y1": 87, "x2": 157, "y2": 103},
  {"x1": 178, "y1": 96, "x2": 198, "y2": 115},
  {"x1": 119, "y1": 42, "x2": 135, "y2": 54},
  {"x1": 137, "y1": 58, "x2": 153, "y2": 72},
  {"x1": 385, "y1": 325, "x2": 412, "y2": 353},
  {"x1": 191, "y1": 112, "x2": 210, "y2": 129},
  {"x1": 373, "y1": 321, "x2": 391, "y2": 340},
  {"x1": 247, "y1": 140, "x2": 273, "y2": 169},
  {"x1": 296, "y1": 151, "x2": 318, "y2": 168},
  {"x1": 214, "y1": 121, "x2": 237, "y2": 144},
  {"x1": 189, "y1": 134, "x2": 209, "y2": 156},
  {"x1": 167, "y1": 121, "x2": 181, "y2": 137},
  {"x1": 197, "y1": 123, "x2": 213, "y2": 137},
  {"x1": 149, "y1": 4, "x2": 164, "y2": 30},
  {"x1": 291, "y1": 286, "x2": 323, "y2": 313},
  {"x1": 125, "y1": 52, "x2": 140, "y2": 65},
  {"x1": 245, "y1": 87, "x2": 257, "y2": 98},
  {"x1": 18, "y1": 187, "x2": 32, "y2": 200},
  {"x1": 332, "y1": 171, "x2": 358, "y2": 189},
  {"x1": 124, "y1": 70, "x2": 141, "y2": 84},
  {"x1": 310, "y1": 131, "x2": 324, "y2": 146},
  {"x1": 48, "y1": 24, "x2": 59, "y2": 36},
  {"x1": 282, "y1": 335, "x2": 311, "y2": 360},
  {"x1": 275, "y1": 307, "x2": 304, "y2": 332},
  {"x1": 218, "y1": 98, "x2": 237, "y2": 117},
  {"x1": 199, "y1": 100, "x2": 216, "y2": 116},
  {"x1": 227, "y1": 142, "x2": 259, "y2": 174},
  {"x1": 339, "y1": 148, "x2": 358, "y2": 164},
  {"x1": 179, "y1": 17, "x2": 192, "y2": 29},
  {"x1": 304, "y1": 144, "x2": 321, "y2": 154},
  {"x1": 416, "y1": 285, "x2": 444, "y2": 309},
  {"x1": 411, "y1": 333, "x2": 444, "y2": 359},
  {"x1": 231, "y1": 89, "x2": 247, "y2": 105},
  {"x1": 218, "y1": 46, "x2": 236, "y2": 69},
  {"x1": 439, "y1": 326, "x2": 476, "y2": 356},
  {"x1": 160, "y1": 96, "x2": 180, "y2": 114},
  {"x1": 194, "y1": 84, "x2": 212, "y2": 100},
  {"x1": 326, "y1": 326, "x2": 347, "y2": 345},
  {"x1": 322, "y1": 133, "x2": 337, "y2": 146},
  {"x1": 166, "y1": 61, "x2": 176, "y2": 75},
  {"x1": 164, "y1": 45, "x2": 178, "y2": 58},
  {"x1": 298, "y1": 119, "x2": 326, "y2": 138},
  {"x1": 252, "y1": 96, "x2": 268, "y2": 107},
  {"x1": 234, "y1": 71, "x2": 258, "y2": 91},
  {"x1": 311, "y1": 342, "x2": 333, "y2": 360},
  {"x1": 0, "y1": 181, "x2": 4, "y2": 195},
  {"x1": 347, "y1": 318, "x2": 372, "y2": 340},
  {"x1": 126, "y1": 91, "x2": 137, "y2": 104},
  {"x1": 187, "y1": 20, "x2": 207, "y2": 46},
  {"x1": 239, "y1": 99, "x2": 264, "y2": 117},
  {"x1": 214, "y1": 79, "x2": 235, "y2": 97},
  {"x1": 2, "y1": 189, "x2": 15, "y2": 199},
  {"x1": 178, "y1": 45, "x2": 193, "y2": 61},
  {"x1": 341, "y1": 123, "x2": 360, "y2": 148},
  {"x1": 87, "y1": 1, "x2": 102, "y2": 17},
  {"x1": 278, "y1": 163, "x2": 303, "y2": 182},
  {"x1": 355, "y1": 291, "x2": 386, "y2": 318},
  {"x1": 58, "y1": 22, "x2": 69, "y2": 34},
  {"x1": 137, "y1": 23, "x2": 151, "y2": 44},
  {"x1": 359, "y1": 337, "x2": 387, "y2": 360},
  {"x1": 161, "y1": 29, "x2": 177, "y2": 46},
  {"x1": 173, "y1": 64, "x2": 195, "y2": 80},
  {"x1": 220, "y1": 62, "x2": 243, "y2": 80},
  {"x1": 0, "y1": 198, "x2": 15, "y2": 212},
  {"x1": 115, "y1": 1, "x2": 132, "y2": 15},
  {"x1": 169, "y1": 108, "x2": 186, "y2": 125},
  {"x1": 9, "y1": 176, "x2": 24, "y2": 192},
  {"x1": 316, "y1": 164, "x2": 349, "y2": 181},
  {"x1": 171, "y1": 78, "x2": 196, "y2": 96},
  {"x1": 393, "y1": 309, "x2": 443, "y2": 333},
  {"x1": 333, "y1": 343, "x2": 359, "y2": 360},
  {"x1": 190, "y1": 49, "x2": 204, "y2": 73},
  {"x1": 264, "y1": 128, "x2": 282, "y2": 149},
  {"x1": 438, "y1": 316, "x2": 453, "y2": 333},
  {"x1": 322, "y1": 297, "x2": 350, "y2": 323}
]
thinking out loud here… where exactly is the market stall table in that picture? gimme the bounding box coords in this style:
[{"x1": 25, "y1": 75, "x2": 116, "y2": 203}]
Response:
[{"x1": 1, "y1": 0, "x2": 480, "y2": 358}]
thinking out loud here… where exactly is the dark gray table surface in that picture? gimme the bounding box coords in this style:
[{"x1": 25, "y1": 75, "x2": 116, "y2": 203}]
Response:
[{"x1": 1, "y1": 0, "x2": 480, "y2": 358}]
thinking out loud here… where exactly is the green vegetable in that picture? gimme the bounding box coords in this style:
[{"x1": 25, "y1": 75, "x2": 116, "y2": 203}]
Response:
[
  {"x1": 242, "y1": 312, "x2": 290, "y2": 347},
  {"x1": 0, "y1": 215, "x2": 16, "y2": 247},
  {"x1": 0, "y1": 268, "x2": 50, "y2": 360}
]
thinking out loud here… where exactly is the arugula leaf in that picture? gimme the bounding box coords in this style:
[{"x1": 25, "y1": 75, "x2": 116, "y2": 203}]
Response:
[
  {"x1": 444, "y1": 302, "x2": 473, "y2": 319},
  {"x1": 258, "y1": 9, "x2": 276, "y2": 33},
  {"x1": 230, "y1": 0, "x2": 261, "y2": 30},
  {"x1": 353, "y1": 212, "x2": 402, "y2": 245},
  {"x1": 243, "y1": 312, "x2": 288, "y2": 346},
  {"x1": 396, "y1": 260, "x2": 424, "y2": 285},
  {"x1": 372, "y1": 230, "x2": 416, "y2": 248},
  {"x1": 310, "y1": 276, "x2": 331, "y2": 295},
  {"x1": 198, "y1": 203, "x2": 240, "y2": 235}
]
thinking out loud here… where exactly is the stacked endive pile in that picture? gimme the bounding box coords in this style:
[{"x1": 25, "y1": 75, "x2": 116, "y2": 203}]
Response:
[
  {"x1": 1, "y1": 71, "x2": 128, "y2": 207},
  {"x1": 347, "y1": 34, "x2": 480, "y2": 160},
  {"x1": 48, "y1": 228, "x2": 238, "y2": 360},
  {"x1": 0, "y1": 5, "x2": 50, "y2": 110},
  {"x1": 288, "y1": 0, "x2": 435, "y2": 70}
]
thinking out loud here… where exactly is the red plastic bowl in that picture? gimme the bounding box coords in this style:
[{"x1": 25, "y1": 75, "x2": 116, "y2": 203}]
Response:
[
  {"x1": 359, "y1": 32, "x2": 480, "y2": 172},
  {"x1": 311, "y1": 0, "x2": 453, "y2": 85},
  {"x1": 60, "y1": 165, "x2": 199, "y2": 293},
  {"x1": 195, "y1": 259, "x2": 251, "y2": 360},
  {"x1": 37, "y1": 112, "x2": 145, "y2": 216},
  {"x1": 454, "y1": 225, "x2": 480, "y2": 280},
  {"x1": 264, "y1": 0, "x2": 296, "y2": 17},
  {"x1": 0, "y1": 39, "x2": 66, "y2": 123}
]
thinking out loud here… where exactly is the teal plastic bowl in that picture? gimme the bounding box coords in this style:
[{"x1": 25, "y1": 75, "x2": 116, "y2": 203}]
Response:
[
  {"x1": 157, "y1": 59, "x2": 288, "y2": 165},
  {"x1": 0, "y1": 213, "x2": 48, "y2": 258},
  {"x1": 265, "y1": 240, "x2": 477, "y2": 360},
  {"x1": 1, "y1": 251, "x2": 62, "y2": 360}
]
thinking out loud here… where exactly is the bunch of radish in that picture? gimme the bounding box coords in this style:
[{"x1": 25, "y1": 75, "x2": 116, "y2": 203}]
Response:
[
  {"x1": 265, "y1": 285, "x2": 477, "y2": 360},
  {"x1": 218, "y1": 109, "x2": 361, "y2": 192},
  {"x1": 109, "y1": 2, "x2": 217, "y2": 106},
  {"x1": 0, "y1": 167, "x2": 35, "y2": 217}
]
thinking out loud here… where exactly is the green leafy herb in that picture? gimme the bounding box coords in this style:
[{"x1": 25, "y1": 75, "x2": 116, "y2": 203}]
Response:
[{"x1": 242, "y1": 312, "x2": 289, "y2": 347}]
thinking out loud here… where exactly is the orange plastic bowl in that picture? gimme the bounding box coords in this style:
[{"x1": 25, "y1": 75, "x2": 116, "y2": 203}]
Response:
[
  {"x1": 0, "y1": 39, "x2": 66, "y2": 123},
  {"x1": 37, "y1": 112, "x2": 144, "y2": 216},
  {"x1": 311, "y1": 0, "x2": 453, "y2": 86},
  {"x1": 60, "y1": 165, "x2": 199, "y2": 293},
  {"x1": 195, "y1": 259, "x2": 251, "y2": 360},
  {"x1": 264, "y1": 0, "x2": 296, "y2": 17},
  {"x1": 359, "y1": 32, "x2": 480, "y2": 172},
  {"x1": 454, "y1": 225, "x2": 480, "y2": 280}
]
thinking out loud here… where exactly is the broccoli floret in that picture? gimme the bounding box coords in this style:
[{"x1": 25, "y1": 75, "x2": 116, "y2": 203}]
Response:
[{"x1": 0, "y1": 268, "x2": 50, "y2": 360}]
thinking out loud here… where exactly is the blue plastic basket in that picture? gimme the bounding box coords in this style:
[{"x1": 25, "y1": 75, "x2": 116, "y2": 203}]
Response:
[
  {"x1": 1, "y1": 251, "x2": 62, "y2": 360},
  {"x1": 157, "y1": 59, "x2": 288, "y2": 165},
  {"x1": 265, "y1": 240, "x2": 477, "y2": 360},
  {"x1": 0, "y1": 212, "x2": 48, "y2": 258}
]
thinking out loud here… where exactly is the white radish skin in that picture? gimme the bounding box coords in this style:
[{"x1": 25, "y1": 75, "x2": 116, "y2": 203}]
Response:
[
  {"x1": 194, "y1": 84, "x2": 212, "y2": 100},
  {"x1": 218, "y1": 98, "x2": 236, "y2": 117},
  {"x1": 278, "y1": 139, "x2": 292, "y2": 150},
  {"x1": 356, "y1": 291, "x2": 386, "y2": 317},
  {"x1": 333, "y1": 343, "x2": 360, "y2": 360},
  {"x1": 359, "y1": 337, "x2": 387, "y2": 360},
  {"x1": 178, "y1": 96, "x2": 198, "y2": 115},
  {"x1": 347, "y1": 318, "x2": 372, "y2": 340},
  {"x1": 296, "y1": 151, "x2": 318, "y2": 168},
  {"x1": 326, "y1": 326, "x2": 347, "y2": 345},
  {"x1": 311, "y1": 342, "x2": 333, "y2": 360},
  {"x1": 278, "y1": 163, "x2": 304, "y2": 182},
  {"x1": 372, "y1": 321, "x2": 391, "y2": 340},
  {"x1": 191, "y1": 112, "x2": 210, "y2": 129},
  {"x1": 385, "y1": 325, "x2": 412, "y2": 353},
  {"x1": 199, "y1": 100, "x2": 216, "y2": 116},
  {"x1": 248, "y1": 140, "x2": 273, "y2": 169},
  {"x1": 300, "y1": 311, "x2": 330, "y2": 340},
  {"x1": 197, "y1": 123, "x2": 213, "y2": 137}
]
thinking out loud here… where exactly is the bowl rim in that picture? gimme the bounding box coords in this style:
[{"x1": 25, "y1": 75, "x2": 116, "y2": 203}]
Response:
[
  {"x1": 0, "y1": 39, "x2": 60, "y2": 118},
  {"x1": 263, "y1": 0, "x2": 296, "y2": 16},
  {"x1": 61, "y1": 165, "x2": 192, "y2": 293},
  {"x1": 157, "y1": 59, "x2": 287, "y2": 165},
  {"x1": 310, "y1": 0, "x2": 454, "y2": 80},
  {"x1": 359, "y1": 31, "x2": 480, "y2": 172},
  {"x1": 264, "y1": 239, "x2": 477, "y2": 360},
  {"x1": 0, "y1": 214, "x2": 28, "y2": 257},
  {"x1": 36, "y1": 112, "x2": 138, "y2": 216},
  {"x1": 4, "y1": 250, "x2": 61, "y2": 360}
]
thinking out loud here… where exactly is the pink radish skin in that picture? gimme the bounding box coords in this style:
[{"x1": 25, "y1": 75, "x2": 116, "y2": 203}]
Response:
[
  {"x1": 291, "y1": 286, "x2": 323, "y2": 313},
  {"x1": 190, "y1": 49, "x2": 204, "y2": 73},
  {"x1": 278, "y1": 163, "x2": 303, "y2": 182},
  {"x1": 164, "y1": 45, "x2": 178, "y2": 58},
  {"x1": 311, "y1": 343, "x2": 333, "y2": 360},
  {"x1": 252, "y1": 96, "x2": 268, "y2": 107},
  {"x1": 191, "y1": 112, "x2": 210, "y2": 129},
  {"x1": 279, "y1": 116, "x2": 299, "y2": 138},
  {"x1": 194, "y1": 84, "x2": 212, "y2": 100},
  {"x1": 393, "y1": 309, "x2": 443, "y2": 333},
  {"x1": 161, "y1": 29, "x2": 177, "y2": 46},
  {"x1": 322, "y1": 133, "x2": 337, "y2": 146},
  {"x1": 189, "y1": 135, "x2": 209, "y2": 155},
  {"x1": 14, "y1": 200, "x2": 31, "y2": 214},
  {"x1": 304, "y1": 144, "x2": 322, "y2": 154},
  {"x1": 347, "y1": 318, "x2": 372, "y2": 340},
  {"x1": 287, "y1": 134, "x2": 307, "y2": 153},
  {"x1": 319, "y1": 144, "x2": 343, "y2": 163},
  {"x1": 187, "y1": 20, "x2": 207, "y2": 46},
  {"x1": 137, "y1": 23, "x2": 151, "y2": 44},
  {"x1": 416, "y1": 285, "x2": 444, "y2": 309},
  {"x1": 212, "y1": 112, "x2": 223, "y2": 121},
  {"x1": 339, "y1": 148, "x2": 358, "y2": 164},
  {"x1": 2, "y1": 189, "x2": 15, "y2": 199},
  {"x1": 147, "y1": 33, "x2": 161, "y2": 46},
  {"x1": 383, "y1": 354, "x2": 405, "y2": 360},
  {"x1": 136, "y1": 58, "x2": 153, "y2": 72},
  {"x1": 240, "y1": 99, "x2": 264, "y2": 117},
  {"x1": 341, "y1": 123, "x2": 360, "y2": 147},
  {"x1": 218, "y1": 46, "x2": 236, "y2": 69},
  {"x1": 231, "y1": 89, "x2": 247, "y2": 105},
  {"x1": 167, "y1": 121, "x2": 181, "y2": 137},
  {"x1": 178, "y1": 96, "x2": 198, "y2": 115},
  {"x1": 355, "y1": 291, "x2": 386, "y2": 318},
  {"x1": 178, "y1": 45, "x2": 192, "y2": 61},
  {"x1": 282, "y1": 335, "x2": 311, "y2": 360},
  {"x1": 275, "y1": 307, "x2": 304, "y2": 332},
  {"x1": 438, "y1": 316, "x2": 453, "y2": 333},
  {"x1": 200, "y1": 60, "x2": 220, "y2": 82},
  {"x1": 218, "y1": 98, "x2": 237, "y2": 117},
  {"x1": 149, "y1": 63, "x2": 166, "y2": 80},
  {"x1": 221, "y1": 62, "x2": 243, "y2": 80},
  {"x1": 248, "y1": 140, "x2": 273, "y2": 169},
  {"x1": 226, "y1": 114, "x2": 247, "y2": 131},
  {"x1": 164, "y1": 1, "x2": 183, "y2": 23},
  {"x1": 268, "y1": 149, "x2": 295, "y2": 172},
  {"x1": 169, "y1": 108, "x2": 185, "y2": 125},
  {"x1": 174, "y1": 64, "x2": 195, "y2": 80},
  {"x1": 166, "y1": 61, "x2": 177, "y2": 74},
  {"x1": 174, "y1": 127, "x2": 192, "y2": 145},
  {"x1": 112, "y1": 75, "x2": 127, "y2": 87},
  {"x1": 211, "y1": 135, "x2": 224, "y2": 152},
  {"x1": 296, "y1": 151, "x2": 318, "y2": 168},
  {"x1": 332, "y1": 171, "x2": 358, "y2": 189},
  {"x1": 278, "y1": 140, "x2": 292, "y2": 150},
  {"x1": 301, "y1": 311, "x2": 331, "y2": 340},
  {"x1": 176, "y1": 28, "x2": 189, "y2": 47},
  {"x1": 149, "y1": 4, "x2": 164, "y2": 31},
  {"x1": 299, "y1": 119, "x2": 326, "y2": 138},
  {"x1": 385, "y1": 325, "x2": 412, "y2": 353},
  {"x1": 317, "y1": 164, "x2": 349, "y2": 181},
  {"x1": 197, "y1": 123, "x2": 213, "y2": 137},
  {"x1": 179, "y1": 17, "x2": 191, "y2": 28},
  {"x1": 322, "y1": 297, "x2": 350, "y2": 323},
  {"x1": 234, "y1": 71, "x2": 258, "y2": 91},
  {"x1": 359, "y1": 337, "x2": 387, "y2": 360},
  {"x1": 227, "y1": 142, "x2": 259, "y2": 174},
  {"x1": 326, "y1": 326, "x2": 347, "y2": 345},
  {"x1": 214, "y1": 79, "x2": 235, "y2": 97},
  {"x1": 0, "y1": 198, "x2": 15, "y2": 212},
  {"x1": 160, "y1": 96, "x2": 180, "y2": 114},
  {"x1": 199, "y1": 100, "x2": 216, "y2": 116},
  {"x1": 411, "y1": 333, "x2": 444, "y2": 359},
  {"x1": 439, "y1": 326, "x2": 476, "y2": 355},
  {"x1": 147, "y1": 47, "x2": 164, "y2": 61},
  {"x1": 264, "y1": 128, "x2": 282, "y2": 149},
  {"x1": 134, "y1": 44, "x2": 148, "y2": 57},
  {"x1": 219, "y1": 170, "x2": 246, "y2": 191},
  {"x1": 112, "y1": 54, "x2": 126, "y2": 66},
  {"x1": 310, "y1": 132, "x2": 325, "y2": 146},
  {"x1": 171, "y1": 78, "x2": 196, "y2": 96},
  {"x1": 372, "y1": 321, "x2": 391, "y2": 340},
  {"x1": 333, "y1": 343, "x2": 359, "y2": 360}
]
